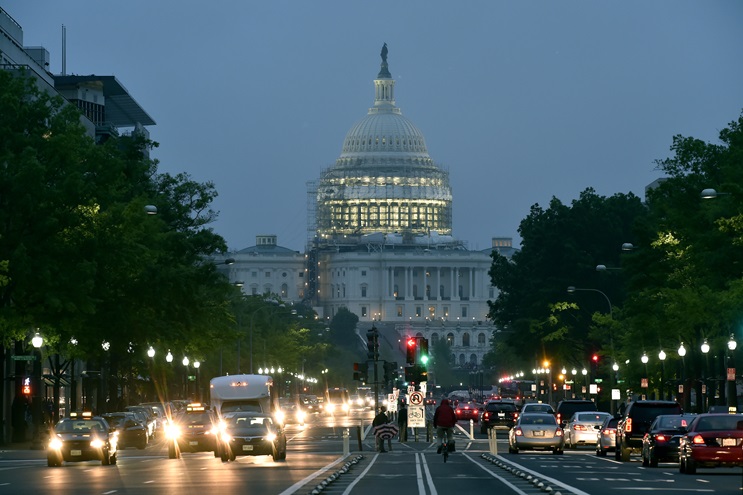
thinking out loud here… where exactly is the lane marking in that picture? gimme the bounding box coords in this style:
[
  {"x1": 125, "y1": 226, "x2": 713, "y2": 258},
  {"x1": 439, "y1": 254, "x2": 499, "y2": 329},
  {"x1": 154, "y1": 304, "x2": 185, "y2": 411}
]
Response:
[
  {"x1": 419, "y1": 452, "x2": 438, "y2": 495},
  {"x1": 277, "y1": 454, "x2": 350, "y2": 495},
  {"x1": 461, "y1": 453, "x2": 531, "y2": 495}
]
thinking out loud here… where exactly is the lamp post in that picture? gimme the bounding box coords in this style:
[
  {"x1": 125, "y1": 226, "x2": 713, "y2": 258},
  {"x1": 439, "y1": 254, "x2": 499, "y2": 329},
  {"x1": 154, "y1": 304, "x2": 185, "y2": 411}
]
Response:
[
  {"x1": 193, "y1": 361, "x2": 201, "y2": 402},
  {"x1": 727, "y1": 334, "x2": 737, "y2": 411},
  {"x1": 701, "y1": 339, "x2": 710, "y2": 411},
  {"x1": 182, "y1": 356, "x2": 190, "y2": 400},
  {"x1": 658, "y1": 349, "x2": 667, "y2": 400},
  {"x1": 30, "y1": 333, "x2": 44, "y2": 450},
  {"x1": 612, "y1": 362, "x2": 619, "y2": 414},
  {"x1": 678, "y1": 343, "x2": 687, "y2": 409},
  {"x1": 641, "y1": 353, "x2": 649, "y2": 399}
]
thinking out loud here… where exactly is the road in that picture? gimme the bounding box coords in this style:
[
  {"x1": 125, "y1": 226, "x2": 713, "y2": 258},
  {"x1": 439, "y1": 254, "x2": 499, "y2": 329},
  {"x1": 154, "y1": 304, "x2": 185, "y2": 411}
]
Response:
[{"x1": 0, "y1": 413, "x2": 741, "y2": 494}]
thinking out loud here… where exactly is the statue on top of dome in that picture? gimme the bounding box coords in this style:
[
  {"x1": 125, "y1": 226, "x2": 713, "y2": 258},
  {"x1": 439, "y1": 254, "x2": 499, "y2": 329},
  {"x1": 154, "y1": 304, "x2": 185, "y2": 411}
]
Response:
[{"x1": 381, "y1": 43, "x2": 388, "y2": 64}]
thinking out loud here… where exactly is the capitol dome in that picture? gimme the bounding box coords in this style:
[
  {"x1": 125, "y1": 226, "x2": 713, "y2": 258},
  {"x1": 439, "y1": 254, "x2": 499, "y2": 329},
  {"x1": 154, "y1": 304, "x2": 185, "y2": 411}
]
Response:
[{"x1": 315, "y1": 45, "x2": 452, "y2": 239}]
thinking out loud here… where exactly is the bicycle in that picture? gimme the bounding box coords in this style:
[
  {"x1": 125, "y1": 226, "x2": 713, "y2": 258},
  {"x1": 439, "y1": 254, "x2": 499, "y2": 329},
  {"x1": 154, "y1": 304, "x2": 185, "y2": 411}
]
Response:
[{"x1": 438, "y1": 427, "x2": 454, "y2": 462}]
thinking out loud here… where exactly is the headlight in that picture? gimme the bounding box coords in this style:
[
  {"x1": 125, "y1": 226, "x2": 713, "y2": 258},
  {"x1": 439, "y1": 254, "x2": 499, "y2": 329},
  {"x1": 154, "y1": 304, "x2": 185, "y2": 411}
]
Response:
[
  {"x1": 265, "y1": 433, "x2": 277, "y2": 442},
  {"x1": 342, "y1": 404, "x2": 349, "y2": 412},
  {"x1": 221, "y1": 433, "x2": 232, "y2": 443},
  {"x1": 274, "y1": 411, "x2": 285, "y2": 424},
  {"x1": 296, "y1": 411, "x2": 306, "y2": 423},
  {"x1": 165, "y1": 423, "x2": 181, "y2": 439},
  {"x1": 356, "y1": 398, "x2": 363, "y2": 406},
  {"x1": 49, "y1": 437, "x2": 63, "y2": 450},
  {"x1": 327, "y1": 403, "x2": 335, "y2": 412},
  {"x1": 90, "y1": 439, "x2": 104, "y2": 449}
]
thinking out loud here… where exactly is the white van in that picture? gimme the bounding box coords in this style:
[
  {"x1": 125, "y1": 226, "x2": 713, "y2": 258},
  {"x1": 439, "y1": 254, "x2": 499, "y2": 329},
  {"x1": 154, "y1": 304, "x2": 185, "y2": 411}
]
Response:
[{"x1": 209, "y1": 374, "x2": 278, "y2": 418}]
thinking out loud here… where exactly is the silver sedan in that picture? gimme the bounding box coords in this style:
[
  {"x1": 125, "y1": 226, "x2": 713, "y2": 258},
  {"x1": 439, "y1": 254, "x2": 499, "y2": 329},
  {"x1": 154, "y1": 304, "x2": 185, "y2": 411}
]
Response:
[
  {"x1": 508, "y1": 412, "x2": 565, "y2": 455},
  {"x1": 564, "y1": 411, "x2": 612, "y2": 449}
]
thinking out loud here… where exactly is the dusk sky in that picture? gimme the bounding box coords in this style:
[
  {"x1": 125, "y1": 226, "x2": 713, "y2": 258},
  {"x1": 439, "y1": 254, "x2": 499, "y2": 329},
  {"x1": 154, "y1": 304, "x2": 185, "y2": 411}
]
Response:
[{"x1": 7, "y1": 1, "x2": 743, "y2": 252}]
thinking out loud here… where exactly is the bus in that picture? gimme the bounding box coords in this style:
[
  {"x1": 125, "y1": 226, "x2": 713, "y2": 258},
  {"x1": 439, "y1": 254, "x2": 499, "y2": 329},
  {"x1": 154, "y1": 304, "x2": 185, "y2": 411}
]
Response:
[
  {"x1": 209, "y1": 374, "x2": 279, "y2": 418},
  {"x1": 498, "y1": 380, "x2": 536, "y2": 406}
]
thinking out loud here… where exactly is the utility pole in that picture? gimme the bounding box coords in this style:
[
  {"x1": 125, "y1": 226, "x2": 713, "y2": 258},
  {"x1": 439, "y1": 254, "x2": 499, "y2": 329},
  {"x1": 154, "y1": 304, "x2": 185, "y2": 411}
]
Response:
[{"x1": 367, "y1": 326, "x2": 380, "y2": 412}]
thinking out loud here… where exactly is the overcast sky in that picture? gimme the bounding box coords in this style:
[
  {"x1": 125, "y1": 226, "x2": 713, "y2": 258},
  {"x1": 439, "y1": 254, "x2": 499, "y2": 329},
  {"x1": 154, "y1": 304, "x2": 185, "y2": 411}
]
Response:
[{"x1": 6, "y1": 1, "x2": 743, "y2": 252}]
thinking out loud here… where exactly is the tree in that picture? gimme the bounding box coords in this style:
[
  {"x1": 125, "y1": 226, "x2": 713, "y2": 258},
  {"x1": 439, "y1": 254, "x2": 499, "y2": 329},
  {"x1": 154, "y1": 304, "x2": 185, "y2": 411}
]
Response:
[{"x1": 487, "y1": 188, "x2": 647, "y2": 367}]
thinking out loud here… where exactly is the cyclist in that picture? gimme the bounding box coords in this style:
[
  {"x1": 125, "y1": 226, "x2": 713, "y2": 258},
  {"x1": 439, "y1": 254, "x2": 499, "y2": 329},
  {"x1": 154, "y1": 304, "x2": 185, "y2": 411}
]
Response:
[{"x1": 433, "y1": 398, "x2": 457, "y2": 454}]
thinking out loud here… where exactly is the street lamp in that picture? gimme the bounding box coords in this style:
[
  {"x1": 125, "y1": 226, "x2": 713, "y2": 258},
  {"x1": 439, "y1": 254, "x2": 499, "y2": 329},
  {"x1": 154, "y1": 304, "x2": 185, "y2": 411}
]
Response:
[
  {"x1": 641, "y1": 352, "x2": 649, "y2": 398},
  {"x1": 678, "y1": 342, "x2": 687, "y2": 409},
  {"x1": 701, "y1": 339, "x2": 710, "y2": 411},
  {"x1": 727, "y1": 334, "x2": 737, "y2": 411},
  {"x1": 658, "y1": 349, "x2": 667, "y2": 400},
  {"x1": 166, "y1": 350, "x2": 173, "y2": 363},
  {"x1": 30, "y1": 332, "x2": 44, "y2": 450},
  {"x1": 147, "y1": 346, "x2": 155, "y2": 358}
]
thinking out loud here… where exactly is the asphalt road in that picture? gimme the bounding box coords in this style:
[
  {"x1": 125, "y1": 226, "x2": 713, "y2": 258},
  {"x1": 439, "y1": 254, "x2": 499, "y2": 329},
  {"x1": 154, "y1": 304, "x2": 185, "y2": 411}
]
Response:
[{"x1": 1, "y1": 415, "x2": 741, "y2": 495}]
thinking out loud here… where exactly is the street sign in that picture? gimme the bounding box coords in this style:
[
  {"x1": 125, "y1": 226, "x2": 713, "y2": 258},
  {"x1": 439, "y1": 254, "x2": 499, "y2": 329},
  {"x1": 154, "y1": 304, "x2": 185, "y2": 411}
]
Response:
[
  {"x1": 409, "y1": 391, "x2": 424, "y2": 405},
  {"x1": 12, "y1": 355, "x2": 36, "y2": 361},
  {"x1": 611, "y1": 388, "x2": 620, "y2": 400},
  {"x1": 408, "y1": 405, "x2": 425, "y2": 428},
  {"x1": 727, "y1": 368, "x2": 736, "y2": 381},
  {"x1": 641, "y1": 378, "x2": 648, "y2": 388},
  {"x1": 387, "y1": 394, "x2": 397, "y2": 413}
]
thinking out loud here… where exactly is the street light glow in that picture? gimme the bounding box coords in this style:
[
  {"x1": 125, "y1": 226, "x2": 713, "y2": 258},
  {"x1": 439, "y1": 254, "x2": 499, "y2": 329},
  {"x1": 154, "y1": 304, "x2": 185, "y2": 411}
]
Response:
[
  {"x1": 701, "y1": 339, "x2": 710, "y2": 354},
  {"x1": 678, "y1": 343, "x2": 687, "y2": 357}
]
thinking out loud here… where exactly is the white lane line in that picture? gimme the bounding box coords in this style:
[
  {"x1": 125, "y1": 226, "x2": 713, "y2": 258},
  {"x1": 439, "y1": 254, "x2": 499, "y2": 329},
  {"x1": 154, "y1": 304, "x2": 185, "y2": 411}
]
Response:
[
  {"x1": 419, "y1": 452, "x2": 438, "y2": 495},
  {"x1": 461, "y1": 453, "x2": 530, "y2": 495},
  {"x1": 494, "y1": 456, "x2": 594, "y2": 495},
  {"x1": 340, "y1": 454, "x2": 379, "y2": 495},
  {"x1": 277, "y1": 454, "x2": 351, "y2": 495}
]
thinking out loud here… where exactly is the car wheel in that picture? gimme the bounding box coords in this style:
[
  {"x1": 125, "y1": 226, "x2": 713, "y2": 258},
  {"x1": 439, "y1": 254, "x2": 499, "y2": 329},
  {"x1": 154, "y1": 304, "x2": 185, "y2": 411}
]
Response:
[
  {"x1": 47, "y1": 456, "x2": 60, "y2": 467},
  {"x1": 614, "y1": 445, "x2": 621, "y2": 461},
  {"x1": 620, "y1": 444, "x2": 631, "y2": 462},
  {"x1": 649, "y1": 450, "x2": 658, "y2": 468},
  {"x1": 220, "y1": 451, "x2": 229, "y2": 462},
  {"x1": 101, "y1": 449, "x2": 110, "y2": 466},
  {"x1": 685, "y1": 456, "x2": 697, "y2": 474},
  {"x1": 553, "y1": 448, "x2": 564, "y2": 455},
  {"x1": 278, "y1": 449, "x2": 287, "y2": 461},
  {"x1": 110, "y1": 453, "x2": 117, "y2": 465}
]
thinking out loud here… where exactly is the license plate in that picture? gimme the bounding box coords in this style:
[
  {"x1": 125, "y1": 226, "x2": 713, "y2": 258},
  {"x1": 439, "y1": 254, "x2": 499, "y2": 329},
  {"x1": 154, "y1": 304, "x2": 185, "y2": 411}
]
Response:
[
  {"x1": 533, "y1": 430, "x2": 544, "y2": 437},
  {"x1": 242, "y1": 445, "x2": 253, "y2": 451},
  {"x1": 70, "y1": 449, "x2": 82, "y2": 456},
  {"x1": 722, "y1": 438, "x2": 737, "y2": 447},
  {"x1": 189, "y1": 441, "x2": 198, "y2": 446},
  {"x1": 498, "y1": 413, "x2": 505, "y2": 417}
]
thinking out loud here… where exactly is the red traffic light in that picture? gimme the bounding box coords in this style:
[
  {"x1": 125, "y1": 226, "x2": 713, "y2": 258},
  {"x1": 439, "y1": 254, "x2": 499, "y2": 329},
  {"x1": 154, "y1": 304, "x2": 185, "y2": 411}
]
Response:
[
  {"x1": 592, "y1": 354, "x2": 599, "y2": 362},
  {"x1": 407, "y1": 338, "x2": 416, "y2": 347}
]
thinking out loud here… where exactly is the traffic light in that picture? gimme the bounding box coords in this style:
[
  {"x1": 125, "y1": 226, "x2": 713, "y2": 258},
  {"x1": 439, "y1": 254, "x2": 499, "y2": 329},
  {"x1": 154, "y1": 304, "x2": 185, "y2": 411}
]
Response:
[
  {"x1": 406, "y1": 338, "x2": 417, "y2": 364},
  {"x1": 592, "y1": 354, "x2": 599, "y2": 363},
  {"x1": 353, "y1": 362, "x2": 368, "y2": 381},
  {"x1": 383, "y1": 361, "x2": 398, "y2": 383},
  {"x1": 419, "y1": 338, "x2": 429, "y2": 366},
  {"x1": 366, "y1": 327, "x2": 379, "y2": 361}
]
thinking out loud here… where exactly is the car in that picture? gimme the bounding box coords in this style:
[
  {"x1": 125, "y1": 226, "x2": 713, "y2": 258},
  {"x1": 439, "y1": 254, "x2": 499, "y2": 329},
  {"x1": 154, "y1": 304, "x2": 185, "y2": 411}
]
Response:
[
  {"x1": 300, "y1": 395, "x2": 323, "y2": 414},
  {"x1": 508, "y1": 412, "x2": 564, "y2": 455},
  {"x1": 47, "y1": 413, "x2": 117, "y2": 466},
  {"x1": 479, "y1": 400, "x2": 519, "y2": 432},
  {"x1": 278, "y1": 398, "x2": 307, "y2": 425},
  {"x1": 641, "y1": 413, "x2": 694, "y2": 467},
  {"x1": 454, "y1": 401, "x2": 480, "y2": 422},
  {"x1": 125, "y1": 405, "x2": 157, "y2": 439},
  {"x1": 615, "y1": 400, "x2": 683, "y2": 461},
  {"x1": 220, "y1": 412, "x2": 287, "y2": 462},
  {"x1": 555, "y1": 399, "x2": 597, "y2": 427},
  {"x1": 325, "y1": 388, "x2": 350, "y2": 416},
  {"x1": 520, "y1": 402, "x2": 555, "y2": 415},
  {"x1": 165, "y1": 403, "x2": 220, "y2": 459},
  {"x1": 101, "y1": 412, "x2": 148, "y2": 450},
  {"x1": 595, "y1": 415, "x2": 619, "y2": 456},
  {"x1": 349, "y1": 394, "x2": 367, "y2": 411},
  {"x1": 679, "y1": 413, "x2": 743, "y2": 474},
  {"x1": 564, "y1": 411, "x2": 612, "y2": 449}
]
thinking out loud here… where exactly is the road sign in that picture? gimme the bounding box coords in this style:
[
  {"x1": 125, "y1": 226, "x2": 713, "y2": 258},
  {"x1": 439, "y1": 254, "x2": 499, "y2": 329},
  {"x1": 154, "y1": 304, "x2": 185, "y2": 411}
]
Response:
[
  {"x1": 408, "y1": 405, "x2": 425, "y2": 428},
  {"x1": 387, "y1": 394, "x2": 397, "y2": 412},
  {"x1": 12, "y1": 355, "x2": 36, "y2": 361},
  {"x1": 728, "y1": 367, "x2": 736, "y2": 381},
  {"x1": 641, "y1": 378, "x2": 648, "y2": 388},
  {"x1": 409, "y1": 391, "x2": 424, "y2": 405}
]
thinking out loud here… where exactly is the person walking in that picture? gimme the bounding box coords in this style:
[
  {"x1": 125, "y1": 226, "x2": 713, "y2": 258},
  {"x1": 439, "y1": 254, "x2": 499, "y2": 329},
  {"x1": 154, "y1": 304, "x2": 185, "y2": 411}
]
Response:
[
  {"x1": 433, "y1": 398, "x2": 457, "y2": 454},
  {"x1": 372, "y1": 405, "x2": 390, "y2": 452},
  {"x1": 397, "y1": 400, "x2": 408, "y2": 442}
]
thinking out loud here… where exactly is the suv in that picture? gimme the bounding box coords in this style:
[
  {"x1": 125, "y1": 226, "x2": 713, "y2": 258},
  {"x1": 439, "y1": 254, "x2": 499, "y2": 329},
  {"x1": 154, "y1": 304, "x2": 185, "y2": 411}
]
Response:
[
  {"x1": 615, "y1": 400, "x2": 683, "y2": 461},
  {"x1": 479, "y1": 400, "x2": 519, "y2": 432},
  {"x1": 166, "y1": 403, "x2": 220, "y2": 459},
  {"x1": 555, "y1": 399, "x2": 597, "y2": 427}
]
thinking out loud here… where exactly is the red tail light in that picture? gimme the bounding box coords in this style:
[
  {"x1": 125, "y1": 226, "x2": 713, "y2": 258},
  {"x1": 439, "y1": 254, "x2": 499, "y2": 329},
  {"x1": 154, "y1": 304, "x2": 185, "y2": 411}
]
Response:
[
  {"x1": 692, "y1": 435, "x2": 705, "y2": 445},
  {"x1": 514, "y1": 427, "x2": 523, "y2": 436},
  {"x1": 556, "y1": 414, "x2": 561, "y2": 424},
  {"x1": 655, "y1": 434, "x2": 667, "y2": 442},
  {"x1": 574, "y1": 424, "x2": 587, "y2": 431},
  {"x1": 625, "y1": 418, "x2": 632, "y2": 433},
  {"x1": 483, "y1": 412, "x2": 490, "y2": 420},
  {"x1": 555, "y1": 428, "x2": 563, "y2": 437}
]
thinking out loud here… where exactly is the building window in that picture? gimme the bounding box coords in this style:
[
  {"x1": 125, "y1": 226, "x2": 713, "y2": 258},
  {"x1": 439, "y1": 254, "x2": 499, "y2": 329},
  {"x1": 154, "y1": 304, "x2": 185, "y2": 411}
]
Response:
[
  {"x1": 446, "y1": 333, "x2": 454, "y2": 346},
  {"x1": 461, "y1": 306, "x2": 468, "y2": 318},
  {"x1": 431, "y1": 333, "x2": 439, "y2": 345},
  {"x1": 443, "y1": 306, "x2": 449, "y2": 318},
  {"x1": 265, "y1": 271, "x2": 271, "y2": 278},
  {"x1": 251, "y1": 287, "x2": 258, "y2": 295},
  {"x1": 361, "y1": 270, "x2": 367, "y2": 276},
  {"x1": 462, "y1": 333, "x2": 470, "y2": 347},
  {"x1": 428, "y1": 306, "x2": 435, "y2": 318},
  {"x1": 396, "y1": 305, "x2": 403, "y2": 317},
  {"x1": 478, "y1": 333, "x2": 486, "y2": 346},
  {"x1": 361, "y1": 306, "x2": 367, "y2": 317},
  {"x1": 281, "y1": 284, "x2": 288, "y2": 298},
  {"x1": 299, "y1": 272, "x2": 304, "y2": 278},
  {"x1": 489, "y1": 287, "x2": 495, "y2": 299},
  {"x1": 282, "y1": 272, "x2": 287, "y2": 277},
  {"x1": 415, "y1": 306, "x2": 422, "y2": 317},
  {"x1": 361, "y1": 285, "x2": 367, "y2": 297},
  {"x1": 252, "y1": 271, "x2": 257, "y2": 277}
]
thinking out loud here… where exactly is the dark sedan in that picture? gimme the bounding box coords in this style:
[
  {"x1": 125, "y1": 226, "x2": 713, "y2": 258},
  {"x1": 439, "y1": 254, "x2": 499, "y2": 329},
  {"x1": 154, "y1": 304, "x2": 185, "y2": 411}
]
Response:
[
  {"x1": 47, "y1": 414, "x2": 117, "y2": 466},
  {"x1": 455, "y1": 401, "x2": 480, "y2": 422},
  {"x1": 479, "y1": 400, "x2": 519, "y2": 432},
  {"x1": 641, "y1": 414, "x2": 693, "y2": 467},
  {"x1": 102, "y1": 412, "x2": 148, "y2": 450},
  {"x1": 679, "y1": 413, "x2": 743, "y2": 474},
  {"x1": 220, "y1": 412, "x2": 287, "y2": 462}
]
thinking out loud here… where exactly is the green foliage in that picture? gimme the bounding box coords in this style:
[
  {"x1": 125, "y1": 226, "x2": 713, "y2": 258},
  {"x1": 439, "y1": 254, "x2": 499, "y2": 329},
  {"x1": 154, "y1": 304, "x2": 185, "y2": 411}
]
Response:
[{"x1": 329, "y1": 307, "x2": 360, "y2": 350}]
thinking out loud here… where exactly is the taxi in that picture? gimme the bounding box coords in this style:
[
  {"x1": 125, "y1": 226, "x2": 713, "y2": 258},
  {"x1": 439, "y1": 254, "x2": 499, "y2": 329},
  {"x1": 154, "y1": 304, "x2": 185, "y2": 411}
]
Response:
[
  {"x1": 165, "y1": 403, "x2": 221, "y2": 459},
  {"x1": 47, "y1": 412, "x2": 118, "y2": 466}
]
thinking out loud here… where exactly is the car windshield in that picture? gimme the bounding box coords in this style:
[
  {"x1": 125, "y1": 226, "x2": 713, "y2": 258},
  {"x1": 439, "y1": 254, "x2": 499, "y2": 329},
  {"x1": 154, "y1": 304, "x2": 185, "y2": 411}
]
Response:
[
  {"x1": 102, "y1": 416, "x2": 127, "y2": 428},
  {"x1": 656, "y1": 416, "x2": 689, "y2": 429},
  {"x1": 576, "y1": 413, "x2": 609, "y2": 422},
  {"x1": 56, "y1": 420, "x2": 103, "y2": 433},
  {"x1": 181, "y1": 413, "x2": 213, "y2": 426},
  {"x1": 631, "y1": 404, "x2": 681, "y2": 423},
  {"x1": 695, "y1": 415, "x2": 743, "y2": 431},
  {"x1": 524, "y1": 404, "x2": 553, "y2": 413},
  {"x1": 605, "y1": 417, "x2": 619, "y2": 428},
  {"x1": 226, "y1": 415, "x2": 272, "y2": 433},
  {"x1": 486, "y1": 403, "x2": 516, "y2": 412},
  {"x1": 520, "y1": 414, "x2": 557, "y2": 426}
]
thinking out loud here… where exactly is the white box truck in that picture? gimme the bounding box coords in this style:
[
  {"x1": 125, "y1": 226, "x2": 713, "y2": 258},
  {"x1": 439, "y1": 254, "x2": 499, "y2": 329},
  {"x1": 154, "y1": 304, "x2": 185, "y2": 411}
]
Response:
[{"x1": 209, "y1": 374, "x2": 278, "y2": 418}]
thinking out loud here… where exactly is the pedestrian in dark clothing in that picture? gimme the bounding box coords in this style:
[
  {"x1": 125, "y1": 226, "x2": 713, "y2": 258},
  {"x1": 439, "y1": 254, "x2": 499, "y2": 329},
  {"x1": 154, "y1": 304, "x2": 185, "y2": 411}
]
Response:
[
  {"x1": 372, "y1": 406, "x2": 390, "y2": 452},
  {"x1": 397, "y1": 401, "x2": 408, "y2": 442}
]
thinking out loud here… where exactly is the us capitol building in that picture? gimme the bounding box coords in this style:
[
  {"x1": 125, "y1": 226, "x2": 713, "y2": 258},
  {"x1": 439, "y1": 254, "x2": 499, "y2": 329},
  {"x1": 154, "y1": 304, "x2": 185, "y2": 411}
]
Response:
[{"x1": 217, "y1": 46, "x2": 515, "y2": 367}]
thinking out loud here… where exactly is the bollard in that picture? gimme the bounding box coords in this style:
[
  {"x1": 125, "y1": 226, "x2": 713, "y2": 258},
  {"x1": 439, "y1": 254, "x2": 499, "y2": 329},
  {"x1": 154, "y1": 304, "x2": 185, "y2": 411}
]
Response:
[
  {"x1": 470, "y1": 419, "x2": 474, "y2": 439},
  {"x1": 343, "y1": 428, "x2": 350, "y2": 456},
  {"x1": 488, "y1": 427, "x2": 498, "y2": 455}
]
